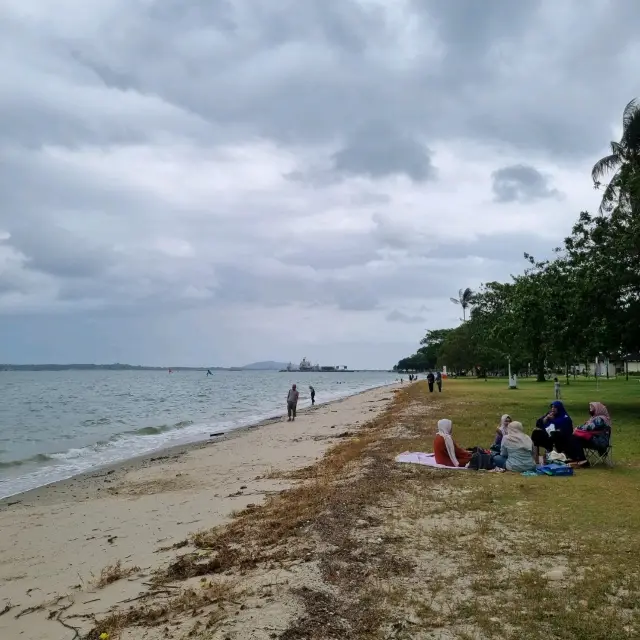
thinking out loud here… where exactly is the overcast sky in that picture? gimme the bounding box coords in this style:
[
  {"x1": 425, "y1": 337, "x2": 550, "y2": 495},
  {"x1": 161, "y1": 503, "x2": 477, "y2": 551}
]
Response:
[{"x1": 0, "y1": 0, "x2": 636, "y2": 368}]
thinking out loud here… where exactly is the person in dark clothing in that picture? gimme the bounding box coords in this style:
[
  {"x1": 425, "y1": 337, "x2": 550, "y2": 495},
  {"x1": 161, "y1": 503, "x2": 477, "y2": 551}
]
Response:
[
  {"x1": 436, "y1": 371, "x2": 442, "y2": 392},
  {"x1": 287, "y1": 384, "x2": 299, "y2": 421},
  {"x1": 426, "y1": 371, "x2": 435, "y2": 392},
  {"x1": 309, "y1": 385, "x2": 316, "y2": 406},
  {"x1": 531, "y1": 400, "x2": 573, "y2": 457},
  {"x1": 206, "y1": 369, "x2": 212, "y2": 376}
]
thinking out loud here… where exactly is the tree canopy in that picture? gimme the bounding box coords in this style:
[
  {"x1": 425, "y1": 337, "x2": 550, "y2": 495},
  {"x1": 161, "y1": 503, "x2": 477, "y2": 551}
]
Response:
[{"x1": 395, "y1": 98, "x2": 640, "y2": 380}]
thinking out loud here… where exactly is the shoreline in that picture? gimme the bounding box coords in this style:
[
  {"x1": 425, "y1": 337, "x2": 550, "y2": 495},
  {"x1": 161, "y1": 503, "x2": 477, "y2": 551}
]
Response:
[
  {"x1": 0, "y1": 380, "x2": 397, "y2": 502},
  {"x1": 0, "y1": 383, "x2": 399, "y2": 640}
]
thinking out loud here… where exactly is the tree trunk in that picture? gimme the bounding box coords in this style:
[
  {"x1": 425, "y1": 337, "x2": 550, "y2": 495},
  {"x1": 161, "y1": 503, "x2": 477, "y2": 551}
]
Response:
[
  {"x1": 565, "y1": 362, "x2": 570, "y2": 385},
  {"x1": 535, "y1": 353, "x2": 546, "y2": 382}
]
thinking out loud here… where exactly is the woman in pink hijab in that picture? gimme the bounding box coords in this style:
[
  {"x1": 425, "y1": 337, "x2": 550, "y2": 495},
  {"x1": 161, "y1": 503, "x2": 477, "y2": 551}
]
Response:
[{"x1": 570, "y1": 402, "x2": 611, "y2": 465}]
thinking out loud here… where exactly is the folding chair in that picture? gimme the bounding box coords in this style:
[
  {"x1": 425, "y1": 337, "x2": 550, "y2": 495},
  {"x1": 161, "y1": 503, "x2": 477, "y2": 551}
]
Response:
[{"x1": 583, "y1": 434, "x2": 613, "y2": 468}]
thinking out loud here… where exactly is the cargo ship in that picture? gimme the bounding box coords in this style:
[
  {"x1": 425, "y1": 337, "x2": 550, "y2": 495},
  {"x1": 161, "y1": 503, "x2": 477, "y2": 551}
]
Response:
[{"x1": 280, "y1": 358, "x2": 353, "y2": 372}]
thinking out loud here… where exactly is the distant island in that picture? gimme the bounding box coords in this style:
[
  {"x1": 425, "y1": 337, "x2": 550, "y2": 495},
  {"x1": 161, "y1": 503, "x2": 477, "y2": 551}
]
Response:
[
  {"x1": 0, "y1": 363, "x2": 225, "y2": 372},
  {"x1": 0, "y1": 361, "x2": 287, "y2": 372},
  {"x1": 233, "y1": 361, "x2": 289, "y2": 371},
  {"x1": 0, "y1": 361, "x2": 387, "y2": 373}
]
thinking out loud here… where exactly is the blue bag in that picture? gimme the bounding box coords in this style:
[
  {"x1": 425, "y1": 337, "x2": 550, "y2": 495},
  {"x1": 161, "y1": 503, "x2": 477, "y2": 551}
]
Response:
[{"x1": 536, "y1": 463, "x2": 574, "y2": 476}]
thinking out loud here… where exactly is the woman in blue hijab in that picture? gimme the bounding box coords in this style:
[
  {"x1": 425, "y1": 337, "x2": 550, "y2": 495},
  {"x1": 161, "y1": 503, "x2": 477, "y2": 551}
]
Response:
[{"x1": 531, "y1": 400, "x2": 573, "y2": 457}]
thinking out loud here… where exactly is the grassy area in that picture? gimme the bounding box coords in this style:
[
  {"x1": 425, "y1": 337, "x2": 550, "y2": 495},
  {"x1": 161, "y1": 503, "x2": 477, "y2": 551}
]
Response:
[
  {"x1": 86, "y1": 380, "x2": 640, "y2": 639},
  {"x1": 448, "y1": 376, "x2": 640, "y2": 465}
]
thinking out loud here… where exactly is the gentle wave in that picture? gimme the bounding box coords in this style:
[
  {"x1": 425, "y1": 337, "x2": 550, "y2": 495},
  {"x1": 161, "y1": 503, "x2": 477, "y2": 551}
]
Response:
[
  {"x1": 0, "y1": 372, "x2": 396, "y2": 499},
  {"x1": 0, "y1": 453, "x2": 54, "y2": 469}
]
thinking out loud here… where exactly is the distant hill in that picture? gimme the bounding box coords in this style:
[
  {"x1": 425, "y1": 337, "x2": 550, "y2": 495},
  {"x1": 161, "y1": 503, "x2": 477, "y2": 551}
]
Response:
[{"x1": 240, "y1": 361, "x2": 288, "y2": 370}]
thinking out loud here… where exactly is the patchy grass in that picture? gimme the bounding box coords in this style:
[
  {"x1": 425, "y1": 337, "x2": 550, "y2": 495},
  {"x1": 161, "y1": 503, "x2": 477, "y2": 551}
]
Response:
[
  {"x1": 94, "y1": 560, "x2": 141, "y2": 588},
  {"x1": 85, "y1": 378, "x2": 640, "y2": 639},
  {"x1": 84, "y1": 578, "x2": 238, "y2": 639}
]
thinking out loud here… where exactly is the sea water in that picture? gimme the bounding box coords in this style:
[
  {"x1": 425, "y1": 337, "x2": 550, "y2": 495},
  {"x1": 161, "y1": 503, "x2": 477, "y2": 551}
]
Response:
[{"x1": 0, "y1": 369, "x2": 396, "y2": 498}]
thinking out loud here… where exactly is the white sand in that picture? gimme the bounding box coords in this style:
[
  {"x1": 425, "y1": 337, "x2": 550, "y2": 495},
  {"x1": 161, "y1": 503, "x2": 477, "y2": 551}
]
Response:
[{"x1": 0, "y1": 384, "x2": 398, "y2": 639}]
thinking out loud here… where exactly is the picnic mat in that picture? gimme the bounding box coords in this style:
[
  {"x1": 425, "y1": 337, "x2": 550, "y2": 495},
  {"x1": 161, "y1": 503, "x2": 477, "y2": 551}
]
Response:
[{"x1": 395, "y1": 451, "x2": 468, "y2": 470}]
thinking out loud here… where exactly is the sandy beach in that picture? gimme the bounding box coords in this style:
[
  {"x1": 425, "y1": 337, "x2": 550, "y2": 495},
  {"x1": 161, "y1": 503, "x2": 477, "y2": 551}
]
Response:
[{"x1": 0, "y1": 384, "x2": 398, "y2": 639}]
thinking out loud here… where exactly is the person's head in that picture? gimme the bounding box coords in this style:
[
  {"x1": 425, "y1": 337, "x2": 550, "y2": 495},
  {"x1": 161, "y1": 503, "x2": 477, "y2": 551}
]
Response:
[
  {"x1": 589, "y1": 402, "x2": 607, "y2": 417},
  {"x1": 292, "y1": 384, "x2": 296, "y2": 390},
  {"x1": 550, "y1": 400, "x2": 565, "y2": 417},
  {"x1": 554, "y1": 377, "x2": 558, "y2": 382},
  {"x1": 437, "y1": 418, "x2": 452, "y2": 435},
  {"x1": 505, "y1": 420, "x2": 523, "y2": 434},
  {"x1": 500, "y1": 414, "x2": 512, "y2": 428}
]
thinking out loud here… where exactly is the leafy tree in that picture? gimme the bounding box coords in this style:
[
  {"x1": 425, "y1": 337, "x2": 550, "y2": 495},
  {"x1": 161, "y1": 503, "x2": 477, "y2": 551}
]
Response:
[
  {"x1": 393, "y1": 98, "x2": 640, "y2": 378},
  {"x1": 449, "y1": 287, "x2": 475, "y2": 321}
]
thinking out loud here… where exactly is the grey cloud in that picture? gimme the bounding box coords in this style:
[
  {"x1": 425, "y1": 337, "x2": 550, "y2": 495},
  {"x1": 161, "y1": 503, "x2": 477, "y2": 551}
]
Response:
[
  {"x1": 3, "y1": 0, "x2": 639, "y2": 159},
  {"x1": 491, "y1": 164, "x2": 561, "y2": 203},
  {"x1": 386, "y1": 310, "x2": 426, "y2": 324},
  {"x1": 425, "y1": 232, "x2": 558, "y2": 264},
  {"x1": 332, "y1": 123, "x2": 435, "y2": 181}
]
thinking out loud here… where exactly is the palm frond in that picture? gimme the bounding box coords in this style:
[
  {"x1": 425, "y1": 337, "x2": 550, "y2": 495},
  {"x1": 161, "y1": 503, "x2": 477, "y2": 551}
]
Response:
[
  {"x1": 450, "y1": 297, "x2": 460, "y2": 305},
  {"x1": 592, "y1": 153, "x2": 621, "y2": 183},
  {"x1": 622, "y1": 98, "x2": 639, "y2": 131},
  {"x1": 598, "y1": 178, "x2": 620, "y2": 214}
]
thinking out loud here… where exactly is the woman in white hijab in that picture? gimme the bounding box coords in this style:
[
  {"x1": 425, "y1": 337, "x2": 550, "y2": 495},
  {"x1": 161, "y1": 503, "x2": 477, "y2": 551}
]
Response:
[
  {"x1": 492, "y1": 421, "x2": 535, "y2": 472},
  {"x1": 492, "y1": 414, "x2": 512, "y2": 449},
  {"x1": 434, "y1": 419, "x2": 471, "y2": 468}
]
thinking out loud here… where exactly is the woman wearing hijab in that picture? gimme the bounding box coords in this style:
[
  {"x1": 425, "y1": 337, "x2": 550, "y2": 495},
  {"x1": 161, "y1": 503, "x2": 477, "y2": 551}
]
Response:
[
  {"x1": 492, "y1": 414, "x2": 512, "y2": 450},
  {"x1": 531, "y1": 400, "x2": 573, "y2": 457},
  {"x1": 434, "y1": 419, "x2": 472, "y2": 467},
  {"x1": 570, "y1": 402, "x2": 612, "y2": 464},
  {"x1": 492, "y1": 421, "x2": 535, "y2": 472}
]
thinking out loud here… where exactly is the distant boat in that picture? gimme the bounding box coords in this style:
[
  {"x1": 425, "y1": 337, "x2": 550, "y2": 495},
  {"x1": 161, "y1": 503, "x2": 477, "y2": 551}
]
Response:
[{"x1": 279, "y1": 358, "x2": 354, "y2": 372}]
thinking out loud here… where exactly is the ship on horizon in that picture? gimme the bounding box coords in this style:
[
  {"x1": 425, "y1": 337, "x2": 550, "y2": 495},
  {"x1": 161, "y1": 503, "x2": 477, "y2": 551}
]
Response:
[{"x1": 279, "y1": 357, "x2": 353, "y2": 373}]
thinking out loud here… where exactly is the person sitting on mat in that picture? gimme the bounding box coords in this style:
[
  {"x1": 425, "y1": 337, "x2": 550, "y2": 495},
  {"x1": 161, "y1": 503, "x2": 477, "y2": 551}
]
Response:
[
  {"x1": 570, "y1": 402, "x2": 612, "y2": 466},
  {"x1": 491, "y1": 421, "x2": 536, "y2": 472},
  {"x1": 531, "y1": 400, "x2": 573, "y2": 456},
  {"x1": 491, "y1": 414, "x2": 512, "y2": 451},
  {"x1": 434, "y1": 419, "x2": 472, "y2": 468}
]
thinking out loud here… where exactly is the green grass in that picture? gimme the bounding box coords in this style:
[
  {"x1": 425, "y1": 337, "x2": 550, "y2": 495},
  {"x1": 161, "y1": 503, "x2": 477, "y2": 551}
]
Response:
[
  {"x1": 388, "y1": 379, "x2": 640, "y2": 639},
  {"x1": 441, "y1": 376, "x2": 640, "y2": 464}
]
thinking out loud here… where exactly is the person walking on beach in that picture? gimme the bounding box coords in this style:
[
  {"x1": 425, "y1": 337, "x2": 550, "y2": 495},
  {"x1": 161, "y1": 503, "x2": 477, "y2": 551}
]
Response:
[
  {"x1": 436, "y1": 371, "x2": 442, "y2": 393},
  {"x1": 287, "y1": 384, "x2": 299, "y2": 421},
  {"x1": 309, "y1": 385, "x2": 316, "y2": 406},
  {"x1": 427, "y1": 371, "x2": 435, "y2": 393}
]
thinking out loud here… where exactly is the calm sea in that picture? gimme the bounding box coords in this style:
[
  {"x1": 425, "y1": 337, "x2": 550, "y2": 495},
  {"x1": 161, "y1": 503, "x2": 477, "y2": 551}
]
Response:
[{"x1": 0, "y1": 369, "x2": 396, "y2": 498}]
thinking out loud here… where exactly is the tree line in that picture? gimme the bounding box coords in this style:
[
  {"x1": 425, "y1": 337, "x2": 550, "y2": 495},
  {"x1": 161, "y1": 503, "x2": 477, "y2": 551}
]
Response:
[{"x1": 395, "y1": 99, "x2": 640, "y2": 381}]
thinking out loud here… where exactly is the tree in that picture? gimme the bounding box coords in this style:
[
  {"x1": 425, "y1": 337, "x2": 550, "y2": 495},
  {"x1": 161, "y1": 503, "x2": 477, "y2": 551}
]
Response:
[
  {"x1": 592, "y1": 98, "x2": 640, "y2": 214},
  {"x1": 392, "y1": 97, "x2": 640, "y2": 376},
  {"x1": 449, "y1": 287, "x2": 475, "y2": 321}
]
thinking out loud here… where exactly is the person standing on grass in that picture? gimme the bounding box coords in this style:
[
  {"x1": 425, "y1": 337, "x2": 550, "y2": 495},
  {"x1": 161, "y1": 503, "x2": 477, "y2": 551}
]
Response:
[
  {"x1": 286, "y1": 384, "x2": 299, "y2": 421},
  {"x1": 436, "y1": 371, "x2": 442, "y2": 392},
  {"x1": 309, "y1": 385, "x2": 316, "y2": 406},
  {"x1": 427, "y1": 371, "x2": 435, "y2": 392},
  {"x1": 554, "y1": 377, "x2": 561, "y2": 399}
]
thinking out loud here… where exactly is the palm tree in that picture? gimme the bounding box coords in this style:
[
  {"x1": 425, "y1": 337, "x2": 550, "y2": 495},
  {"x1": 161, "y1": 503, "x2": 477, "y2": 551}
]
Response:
[
  {"x1": 450, "y1": 287, "x2": 475, "y2": 322},
  {"x1": 592, "y1": 98, "x2": 640, "y2": 214}
]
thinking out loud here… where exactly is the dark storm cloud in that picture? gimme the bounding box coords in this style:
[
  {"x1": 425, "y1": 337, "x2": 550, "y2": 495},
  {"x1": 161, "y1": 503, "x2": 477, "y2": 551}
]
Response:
[{"x1": 491, "y1": 165, "x2": 561, "y2": 203}]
